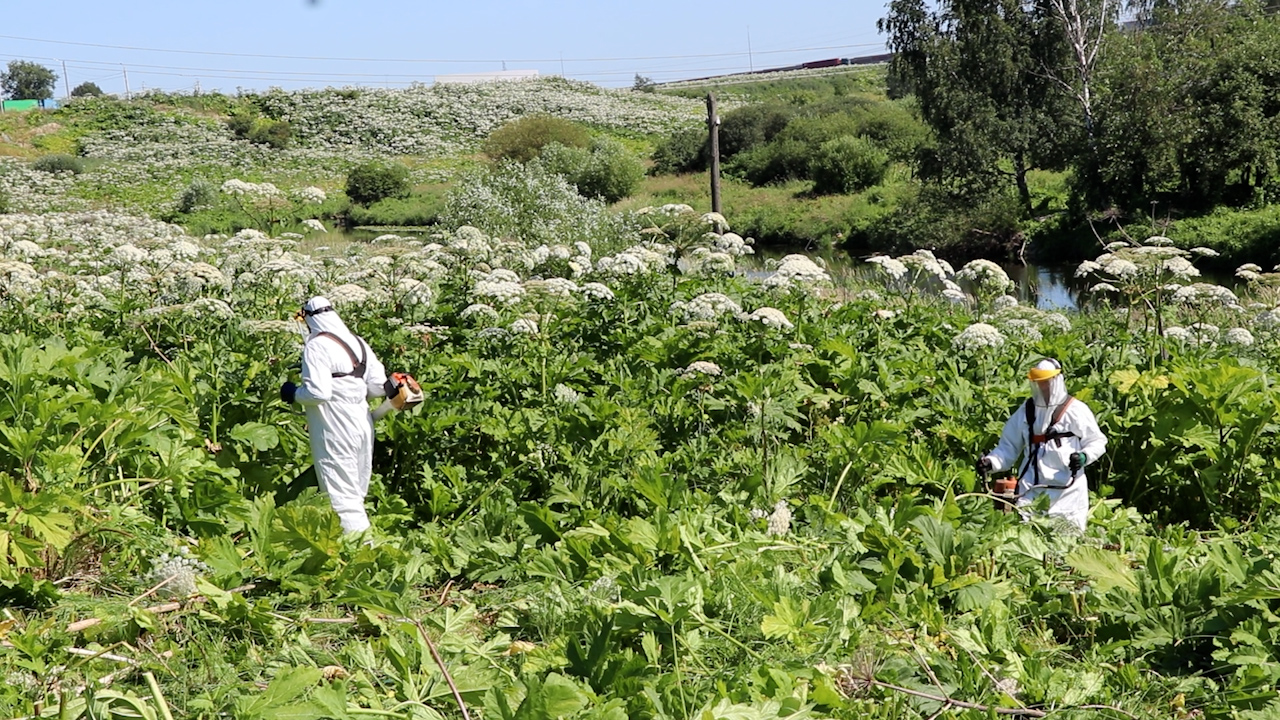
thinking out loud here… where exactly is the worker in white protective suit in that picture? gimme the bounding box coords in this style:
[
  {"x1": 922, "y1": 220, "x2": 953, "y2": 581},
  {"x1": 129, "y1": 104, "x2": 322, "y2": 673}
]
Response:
[
  {"x1": 280, "y1": 297, "x2": 389, "y2": 533},
  {"x1": 976, "y1": 358, "x2": 1108, "y2": 533}
]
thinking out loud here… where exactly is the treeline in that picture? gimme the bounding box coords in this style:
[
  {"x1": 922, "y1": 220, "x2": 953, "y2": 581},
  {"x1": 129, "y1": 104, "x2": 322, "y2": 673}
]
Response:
[
  {"x1": 651, "y1": 1, "x2": 1280, "y2": 264},
  {"x1": 877, "y1": 0, "x2": 1280, "y2": 262}
]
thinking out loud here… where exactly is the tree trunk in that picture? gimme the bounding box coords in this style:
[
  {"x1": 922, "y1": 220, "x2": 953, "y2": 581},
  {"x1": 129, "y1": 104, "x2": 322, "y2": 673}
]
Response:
[{"x1": 1015, "y1": 151, "x2": 1032, "y2": 214}]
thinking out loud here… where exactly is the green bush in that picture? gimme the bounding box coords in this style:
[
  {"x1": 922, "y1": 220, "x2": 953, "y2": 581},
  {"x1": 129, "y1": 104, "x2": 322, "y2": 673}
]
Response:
[
  {"x1": 347, "y1": 193, "x2": 445, "y2": 227},
  {"x1": 226, "y1": 112, "x2": 255, "y2": 139},
  {"x1": 650, "y1": 127, "x2": 707, "y2": 175},
  {"x1": 224, "y1": 111, "x2": 292, "y2": 149},
  {"x1": 31, "y1": 154, "x2": 85, "y2": 174},
  {"x1": 481, "y1": 115, "x2": 592, "y2": 163},
  {"x1": 247, "y1": 119, "x2": 293, "y2": 149},
  {"x1": 810, "y1": 135, "x2": 889, "y2": 195},
  {"x1": 727, "y1": 138, "x2": 813, "y2": 186},
  {"x1": 538, "y1": 138, "x2": 645, "y2": 203},
  {"x1": 345, "y1": 162, "x2": 411, "y2": 206},
  {"x1": 848, "y1": 101, "x2": 929, "y2": 163},
  {"x1": 718, "y1": 102, "x2": 794, "y2": 159},
  {"x1": 177, "y1": 178, "x2": 219, "y2": 214},
  {"x1": 848, "y1": 187, "x2": 1025, "y2": 258}
]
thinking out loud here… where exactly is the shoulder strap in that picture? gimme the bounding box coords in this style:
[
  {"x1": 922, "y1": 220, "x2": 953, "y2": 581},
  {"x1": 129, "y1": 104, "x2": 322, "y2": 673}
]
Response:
[
  {"x1": 1049, "y1": 396, "x2": 1075, "y2": 429},
  {"x1": 314, "y1": 331, "x2": 367, "y2": 378}
]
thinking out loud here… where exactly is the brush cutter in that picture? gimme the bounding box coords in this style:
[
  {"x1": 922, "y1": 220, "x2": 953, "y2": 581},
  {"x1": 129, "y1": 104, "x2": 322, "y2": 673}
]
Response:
[{"x1": 373, "y1": 372, "x2": 424, "y2": 420}]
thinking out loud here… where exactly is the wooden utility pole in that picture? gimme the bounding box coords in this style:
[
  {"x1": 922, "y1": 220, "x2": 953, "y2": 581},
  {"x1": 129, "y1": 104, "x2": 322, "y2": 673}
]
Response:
[{"x1": 706, "y1": 93, "x2": 721, "y2": 214}]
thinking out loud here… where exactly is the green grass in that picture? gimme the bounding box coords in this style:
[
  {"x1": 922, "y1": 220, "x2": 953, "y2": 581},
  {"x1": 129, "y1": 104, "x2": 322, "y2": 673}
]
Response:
[{"x1": 618, "y1": 166, "x2": 916, "y2": 248}]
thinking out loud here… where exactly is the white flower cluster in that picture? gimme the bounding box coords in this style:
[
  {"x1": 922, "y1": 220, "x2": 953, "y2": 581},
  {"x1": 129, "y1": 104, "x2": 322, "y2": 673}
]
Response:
[
  {"x1": 956, "y1": 259, "x2": 1014, "y2": 296},
  {"x1": 596, "y1": 243, "x2": 674, "y2": 277},
  {"x1": 579, "y1": 282, "x2": 615, "y2": 302},
  {"x1": 221, "y1": 179, "x2": 283, "y2": 199},
  {"x1": 952, "y1": 322, "x2": 1005, "y2": 352},
  {"x1": 292, "y1": 186, "x2": 328, "y2": 204},
  {"x1": 680, "y1": 361, "x2": 723, "y2": 379},
  {"x1": 1171, "y1": 283, "x2": 1241, "y2": 310},
  {"x1": 745, "y1": 307, "x2": 794, "y2": 330},
  {"x1": 147, "y1": 549, "x2": 210, "y2": 598},
  {"x1": 767, "y1": 500, "x2": 792, "y2": 536},
  {"x1": 866, "y1": 254, "x2": 908, "y2": 281},
  {"x1": 553, "y1": 383, "x2": 582, "y2": 405},
  {"x1": 1079, "y1": 236, "x2": 1202, "y2": 296},
  {"x1": 764, "y1": 254, "x2": 830, "y2": 291},
  {"x1": 672, "y1": 292, "x2": 742, "y2": 321}
]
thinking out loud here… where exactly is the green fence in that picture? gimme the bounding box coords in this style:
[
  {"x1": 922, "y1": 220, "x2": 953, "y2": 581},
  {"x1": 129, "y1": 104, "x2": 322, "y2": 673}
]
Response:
[{"x1": 1, "y1": 99, "x2": 58, "y2": 112}]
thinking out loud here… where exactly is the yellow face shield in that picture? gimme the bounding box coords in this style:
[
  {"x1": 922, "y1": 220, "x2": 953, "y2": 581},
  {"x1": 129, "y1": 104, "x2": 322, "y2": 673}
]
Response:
[{"x1": 1027, "y1": 366, "x2": 1062, "y2": 382}]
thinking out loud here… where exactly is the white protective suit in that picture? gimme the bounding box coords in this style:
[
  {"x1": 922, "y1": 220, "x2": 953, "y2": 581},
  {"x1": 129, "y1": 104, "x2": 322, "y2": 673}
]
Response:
[
  {"x1": 982, "y1": 359, "x2": 1107, "y2": 532},
  {"x1": 293, "y1": 297, "x2": 388, "y2": 533}
]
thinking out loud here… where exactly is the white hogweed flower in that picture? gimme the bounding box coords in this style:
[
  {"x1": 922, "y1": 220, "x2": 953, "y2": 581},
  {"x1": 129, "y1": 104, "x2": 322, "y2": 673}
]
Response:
[
  {"x1": 745, "y1": 307, "x2": 794, "y2": 330},
  {"x1": 767, "y1": 500, "x2": 792, "y2": 536},
  {"x1": 952, "y1": 322, "x2": 1005, "y2": 352},
  {"x1": 681, "y1": 361, "x2": 723, "y2": 379}
]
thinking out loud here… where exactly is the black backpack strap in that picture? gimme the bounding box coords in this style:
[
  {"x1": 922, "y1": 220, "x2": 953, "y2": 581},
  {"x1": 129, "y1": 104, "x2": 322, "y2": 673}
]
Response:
[
  {"x1": 313, "y1": 331, "x2": 367, "y2": 378},
  {"x1": 1021, "y1": 395, "x2": 1078, "y2": 484},
  {"x1": 1020, "y1": 398, "x2": 1036, "y2": 483}
]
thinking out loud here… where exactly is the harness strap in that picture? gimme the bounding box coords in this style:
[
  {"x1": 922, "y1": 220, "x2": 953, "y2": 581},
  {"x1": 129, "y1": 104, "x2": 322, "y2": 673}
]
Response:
[
  {"x1": 1019, "y1": 395, "x2": 1075, "y2": 484},
  {"x1": 313, "y1": 331, "x2": 367, "y2": 379},
  {"x1": 1031, "y1": 397, "x2": 1076, "y2": 443}
]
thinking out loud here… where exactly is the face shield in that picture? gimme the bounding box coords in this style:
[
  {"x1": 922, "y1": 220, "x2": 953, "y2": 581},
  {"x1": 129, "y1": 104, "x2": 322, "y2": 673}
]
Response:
[{"x1": 1028, "y1": 358, "x2": 1068, "y2": 407}]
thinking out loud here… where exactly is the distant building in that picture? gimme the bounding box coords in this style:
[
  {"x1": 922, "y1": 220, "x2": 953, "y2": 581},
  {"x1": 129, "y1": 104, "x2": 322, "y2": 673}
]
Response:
[{"x1": 435, "y1": 70, "x2": 539, "y2": 85}]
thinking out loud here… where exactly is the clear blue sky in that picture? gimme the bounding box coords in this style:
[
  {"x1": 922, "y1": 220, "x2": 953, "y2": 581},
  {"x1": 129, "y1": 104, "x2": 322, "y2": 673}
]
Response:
[{"x1": 1, "y1": 0, "x2": 889, "y2": 95}]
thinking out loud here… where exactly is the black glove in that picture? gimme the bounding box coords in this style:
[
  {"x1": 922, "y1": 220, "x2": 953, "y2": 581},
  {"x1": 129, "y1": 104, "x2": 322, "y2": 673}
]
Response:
[
  {"x1": 280, "y1": 381, "x2": 297, "y2": 404},
  {"x1": 975, "y1": 457, "x2": 993, "y2": 475},
  {"x1": 383, "y1": 377, "x2": 400, "y2": 398},
  {"x1": 1069, "y1": 452, "x2": 1087, "y2": 472}
]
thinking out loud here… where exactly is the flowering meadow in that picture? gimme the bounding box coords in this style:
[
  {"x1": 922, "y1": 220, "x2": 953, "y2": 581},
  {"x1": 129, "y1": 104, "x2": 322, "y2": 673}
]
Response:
[
  {"x1": 4, "y1": 183, "x2": 1280, "y2": 720},
  {"x1": 0, "y1": 77, "x2": 706, "y2": 218}
]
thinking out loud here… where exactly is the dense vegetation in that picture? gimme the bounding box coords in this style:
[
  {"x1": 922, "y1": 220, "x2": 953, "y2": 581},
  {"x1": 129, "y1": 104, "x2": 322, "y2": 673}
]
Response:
[
  {"x1": 4, "y1": 163, "x2": 1280, "y2": 718},
  {"x1": 4, "y1": 11, "x2": 1280, "y2": 714}
]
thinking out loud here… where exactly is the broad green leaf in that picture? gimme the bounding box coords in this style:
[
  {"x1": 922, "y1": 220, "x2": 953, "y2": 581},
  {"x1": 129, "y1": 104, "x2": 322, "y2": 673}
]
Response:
[{"x1": 1066, "y1": 546, "x2": 1138, "y2": 594}]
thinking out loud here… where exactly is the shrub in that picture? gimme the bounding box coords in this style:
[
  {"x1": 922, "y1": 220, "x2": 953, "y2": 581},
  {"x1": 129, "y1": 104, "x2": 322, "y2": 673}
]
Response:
[
  {"x1": 177, "y1": 178, "x2": 219, "y2": 214},
  {"x1": 247, "y1": 119, "x2": 293, "y2": 149},
  {"x1": 810, "y1": 136, "x2": 889, "y2": 195},
  {"x1": 727, "y1": 138, "x2": 813, "y2": 186},
  {"x1": 226, "y1": 112, "x2": 255, "y2": 139},
  {"x1": 849, "y1": 187, "x2": 1025, "y2": 259},
  {"x1": 539, "y1": 138, "x2": 645, "y2": 203},
  {"x1": 718, "y1": 103, "x2": 794, "y2": 159},
  {"x1": 345, "y1": 162, "x2": 411, "y2": 206},
  {"x1": 440, "y1": 161, "x2": 633, "y2": 249},
  {"x1": 31, "y1": 154, "x2": 85, "y2": 174},
  {"x1": 651, "y1": 128, "x2": 707, "y2": 175},
  {"x1": 848, "y1": 101, "x2": 929, "y2": 164},
  {"x1": 482, "y1": 115, "x2": 592, "y2": 163},
  {"x1": 347, "y1": 193, "x2": 445, "y2": 227},
  {"x1": 70, "y1": 81, "x2": 104, "y2": 98}
]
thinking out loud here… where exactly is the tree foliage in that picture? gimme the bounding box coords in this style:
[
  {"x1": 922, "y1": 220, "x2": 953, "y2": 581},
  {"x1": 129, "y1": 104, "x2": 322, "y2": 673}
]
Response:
[
  {"x1": 69, "y1": 81, "x2": 104, "y2": 98},
  {"x1": 1, "y1": 60, "x2": 57, "y2": 100},
  {"x1": 880, "y1": 0, "x2": 1075, "y2": 212}
]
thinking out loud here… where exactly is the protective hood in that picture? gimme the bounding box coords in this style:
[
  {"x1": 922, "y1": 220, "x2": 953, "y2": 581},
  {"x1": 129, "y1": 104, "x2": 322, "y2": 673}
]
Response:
[
  {"x1": 1029, "y1": 358, "x2": 1068, "y2": 408},
  {"x1": 301, "y1": 296, "x2": 358, "y2": 347}
]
